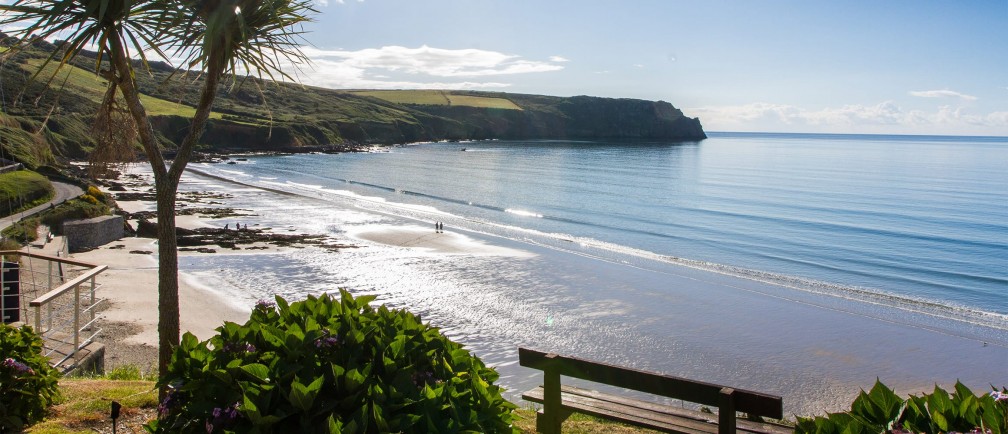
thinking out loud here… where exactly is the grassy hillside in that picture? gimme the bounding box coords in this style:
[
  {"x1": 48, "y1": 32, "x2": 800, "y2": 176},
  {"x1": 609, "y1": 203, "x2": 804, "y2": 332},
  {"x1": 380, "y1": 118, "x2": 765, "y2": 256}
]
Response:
[
  {"x1": 0, "y1": 38, "x2": 705, "y2": 162},
  {"x1": 0, "y1": 169, "x2": 53, "y2": 216}
]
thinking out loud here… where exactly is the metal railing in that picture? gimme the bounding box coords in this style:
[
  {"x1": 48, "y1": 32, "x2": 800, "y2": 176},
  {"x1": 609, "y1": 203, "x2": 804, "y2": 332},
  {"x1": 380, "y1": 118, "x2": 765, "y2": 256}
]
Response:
[{"x1": 1, "y1": 250, "x2": 107, "y2": 367}]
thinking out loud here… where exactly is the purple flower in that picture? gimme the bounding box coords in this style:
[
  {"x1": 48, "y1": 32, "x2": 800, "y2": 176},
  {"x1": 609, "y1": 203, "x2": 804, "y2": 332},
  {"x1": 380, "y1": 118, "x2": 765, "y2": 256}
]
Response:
[
  {"x1": 222, "y1": 341, "x2": 257, "y2": 354},
  {"x1": 992, "y1": 390, "x2": 1008, "y2": 402},
  {"x1": 2, "y1": 357, "x2": 35, "y2": 376},
  {"x1": 158, "y1": 389, "x2": 183, "y2": 418},
  {"x1": 411, "y1": 370, "x2": 439, "y2": 388},
  {"x1": 254, "y1": 299, "x2": 275, "y2": 311},
  {"x1": 314, "y1": 330, "x2": 341, "y2": 350},
  {"x1": 205, "y1": 403, "x2": 240, "y2": 433}
]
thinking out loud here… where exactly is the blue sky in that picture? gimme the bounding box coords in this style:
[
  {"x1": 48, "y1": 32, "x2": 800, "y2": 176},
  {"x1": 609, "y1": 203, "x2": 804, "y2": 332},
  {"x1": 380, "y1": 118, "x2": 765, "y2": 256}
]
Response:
[{"x1": 291, "y1": 0, "x2": 1007, "y2": 136}]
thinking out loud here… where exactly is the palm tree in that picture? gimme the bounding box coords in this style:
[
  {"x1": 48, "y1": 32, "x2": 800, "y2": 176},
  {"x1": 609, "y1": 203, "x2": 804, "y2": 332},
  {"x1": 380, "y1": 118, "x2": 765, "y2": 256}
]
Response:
[{"x1": 0, "y1": 0, "x2": 315, "y2": 388}]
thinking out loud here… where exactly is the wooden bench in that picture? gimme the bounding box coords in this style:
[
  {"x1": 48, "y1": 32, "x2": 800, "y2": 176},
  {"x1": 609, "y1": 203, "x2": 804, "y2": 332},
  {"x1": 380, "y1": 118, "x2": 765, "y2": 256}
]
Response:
[{"x1": 518, "y1": 347, "x2": 791, "y2": 434}]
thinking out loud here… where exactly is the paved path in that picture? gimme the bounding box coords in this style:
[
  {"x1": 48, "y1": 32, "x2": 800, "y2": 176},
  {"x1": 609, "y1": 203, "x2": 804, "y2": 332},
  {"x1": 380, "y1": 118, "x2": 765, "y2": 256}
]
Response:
[{"x1": 0, "y1": 181, "x2": 83, "y2": 233}]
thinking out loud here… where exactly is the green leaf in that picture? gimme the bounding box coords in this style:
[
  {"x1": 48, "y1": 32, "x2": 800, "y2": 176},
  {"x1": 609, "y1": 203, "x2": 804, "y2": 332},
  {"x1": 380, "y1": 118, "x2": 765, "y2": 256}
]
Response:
[
  {"x1": 241, "y1": 363, "x2": 270, "y2": 382},
  {"x1": 932, "y1": 410, "x2": 949, "y2": 431},
  {"x1": 288, "y1": 379, "x2": 314, "y2": 412},
  {"x1": 327, "y1": 414, "x2": 342, "y2": 433}
]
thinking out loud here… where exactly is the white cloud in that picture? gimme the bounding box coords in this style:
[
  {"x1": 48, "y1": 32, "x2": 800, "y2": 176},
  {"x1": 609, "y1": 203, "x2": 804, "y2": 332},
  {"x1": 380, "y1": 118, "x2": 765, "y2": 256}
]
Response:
[
  {"x1": 549, "y1": 56, "x2": 569, "y2": 62},
  {"x1": 909, "y1": 90, "x2": 978, "y2": 101},
  {"x1": 689, "y1": 102, "x2": 1008, "y2": 135},
  {"x1": 301, "y1": 45, "x2": 563, "y2": 77},
  {"x1": 288, "y1": 45, "x2": 564, "y2": 90}
]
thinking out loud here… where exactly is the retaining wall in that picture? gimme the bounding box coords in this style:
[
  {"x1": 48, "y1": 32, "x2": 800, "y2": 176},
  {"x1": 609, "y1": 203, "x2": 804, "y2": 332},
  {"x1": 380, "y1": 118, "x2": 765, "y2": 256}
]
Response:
[{"x1": 64, "y1": 215, "x2": 123, "y2": 252}]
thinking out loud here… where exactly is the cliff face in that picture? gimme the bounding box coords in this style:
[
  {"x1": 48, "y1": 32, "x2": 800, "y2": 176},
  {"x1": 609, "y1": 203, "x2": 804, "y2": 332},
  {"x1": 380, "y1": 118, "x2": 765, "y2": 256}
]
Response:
[
  {"x1": 553, "y1": 96, "x2": 705, "y2": 140},
  {"x1": 395, "y1": 95, "x2": 706, "y2": 144}
]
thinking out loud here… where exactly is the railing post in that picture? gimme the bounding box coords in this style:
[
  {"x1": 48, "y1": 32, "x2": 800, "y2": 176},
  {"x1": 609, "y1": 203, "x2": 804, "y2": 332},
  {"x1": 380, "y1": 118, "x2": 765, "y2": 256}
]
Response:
[
  {"x1": 73, "y1": 284, "x2": 80, "y2": 354},
  {"x1": 1, "y1": 261, "x2": 5, "y2": 324},
  {"x1": 48, "y1": 260, "x2": 53, "y2": 290},
  {"x1": 34, "y1": 305, "x2": 41, "y2": 333},
  {"x1": 89, "y1": 275, "x2": 96, "y2": 326},
  {"x1": 719, "y1": 387, "x2": 737, "y2": 434}
]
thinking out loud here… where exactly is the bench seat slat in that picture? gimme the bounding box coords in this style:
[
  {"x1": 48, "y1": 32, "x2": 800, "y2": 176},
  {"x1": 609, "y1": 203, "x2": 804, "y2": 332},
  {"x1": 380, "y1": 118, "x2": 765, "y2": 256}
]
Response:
[
  {"x1": 523, "y1": 385, "x2": 791, "y2": 434},
  {"x1": 524, "y1": 385, "x2": 719, "y2": 434}
]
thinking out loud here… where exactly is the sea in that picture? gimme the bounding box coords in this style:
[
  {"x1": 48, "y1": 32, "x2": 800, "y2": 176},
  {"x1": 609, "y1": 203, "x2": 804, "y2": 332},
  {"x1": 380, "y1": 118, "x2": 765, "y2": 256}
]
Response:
[{"x1": 172, "y1": 132, "x2": 1008, "y2": 414}]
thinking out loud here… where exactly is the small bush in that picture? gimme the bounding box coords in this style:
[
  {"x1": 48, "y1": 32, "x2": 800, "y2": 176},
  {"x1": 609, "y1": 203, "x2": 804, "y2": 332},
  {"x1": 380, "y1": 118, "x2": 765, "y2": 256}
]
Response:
[
  {"x1": 0, "y1": 324, "x2": 62, "y2": 431},
  {"x1": 86, "y1": 185, "x2": 104, "y2": 200},
  {"x1": 1, "y1": 217, "x2": 39, "y2": 244},
  {"x1": 0, "y1": 237, "x2": 22, "y2": 257},
  {"x1": 147, "y1": 290, "x2": 516, "y2": 433},
  {"x1": 796, "y1": 380, "x2": 1008, "y2": 434},
  {"x1": 80, "y1": 193, "x2": 100, "y2": 205}
]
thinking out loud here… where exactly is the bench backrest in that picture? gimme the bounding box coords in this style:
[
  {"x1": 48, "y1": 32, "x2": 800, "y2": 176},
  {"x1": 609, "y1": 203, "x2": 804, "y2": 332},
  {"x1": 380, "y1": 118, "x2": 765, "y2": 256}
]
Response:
[{"x1": 518, "y1": 347, "x2": 783, "y2": 420}]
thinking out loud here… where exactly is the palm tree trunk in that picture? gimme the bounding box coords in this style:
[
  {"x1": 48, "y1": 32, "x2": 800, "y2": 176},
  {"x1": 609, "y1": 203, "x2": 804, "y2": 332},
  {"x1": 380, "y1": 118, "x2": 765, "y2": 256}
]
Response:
[{"x1": 107, "y1": 34, "x2": 226, "y2": 393}]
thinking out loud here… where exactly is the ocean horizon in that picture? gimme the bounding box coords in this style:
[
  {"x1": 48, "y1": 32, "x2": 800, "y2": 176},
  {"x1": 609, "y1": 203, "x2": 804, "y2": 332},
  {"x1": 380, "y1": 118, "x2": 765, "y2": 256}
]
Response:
[{"x1": 169, "y1": 132, "x2": 1006, "y2": 414}]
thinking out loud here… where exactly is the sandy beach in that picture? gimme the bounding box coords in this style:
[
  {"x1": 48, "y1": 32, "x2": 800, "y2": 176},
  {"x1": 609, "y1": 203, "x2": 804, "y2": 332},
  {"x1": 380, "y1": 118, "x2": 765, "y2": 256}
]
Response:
[
  {"x1": 70, "y1": 226, "x2": 250, "y2": 371},
  {"x1": 60, "y1": 167, "x2": 532, "y2": 373}
]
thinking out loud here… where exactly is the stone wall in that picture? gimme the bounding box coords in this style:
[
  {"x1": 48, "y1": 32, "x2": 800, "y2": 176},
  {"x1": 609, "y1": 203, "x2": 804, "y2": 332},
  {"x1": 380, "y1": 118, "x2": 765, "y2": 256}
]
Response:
[{"x1": 64, "y1": 215, "x2": 123, "y2": 252}]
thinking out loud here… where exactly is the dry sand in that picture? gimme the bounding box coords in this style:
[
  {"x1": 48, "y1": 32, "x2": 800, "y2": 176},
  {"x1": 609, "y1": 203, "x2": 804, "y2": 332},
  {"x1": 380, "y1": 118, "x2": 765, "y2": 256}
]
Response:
[{"x1": 71, "y1": 236, "x2": 250, "y2": 372}]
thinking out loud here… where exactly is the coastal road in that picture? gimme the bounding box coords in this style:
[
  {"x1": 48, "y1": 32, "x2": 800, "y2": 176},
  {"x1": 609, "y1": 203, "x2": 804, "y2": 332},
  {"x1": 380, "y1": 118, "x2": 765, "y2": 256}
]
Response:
[{"x1": 0, "y1": 181, "x2": 83, "y2": 233}]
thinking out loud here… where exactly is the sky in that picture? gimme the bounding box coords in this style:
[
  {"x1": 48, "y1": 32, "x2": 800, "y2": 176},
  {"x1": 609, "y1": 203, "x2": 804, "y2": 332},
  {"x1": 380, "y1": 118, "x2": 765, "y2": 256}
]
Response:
[
  {"x1": 1, "y1": 0, "x2": 1005, "y2": 135},
  {"x1": 287, "y1": 0, "x2": 1007, "y2": 136}
]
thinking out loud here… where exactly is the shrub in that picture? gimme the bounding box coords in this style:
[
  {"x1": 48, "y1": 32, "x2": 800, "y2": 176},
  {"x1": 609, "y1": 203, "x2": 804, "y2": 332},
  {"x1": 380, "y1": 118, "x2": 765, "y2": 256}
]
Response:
[
  {"x1": 1, "y1": 216, "x2": 39, "y2": 244},
  {"x1": 86, "y1": 185, "x2": 105, "y2": 200},
  {"x1": 147, "y1": 290, "x2": 517, "y2": 433},
  {"x1": 0, "y1": 237, "x2": 22, "y2": 257},
  {"x1": 796, "y1": 380, "x2": 1008, "y2": 434},
  {"x1": 38, "y1": 197, "x2": 109, "y2": 234},
  {"x1": 0, "y1": 324, "x2": 62, "y2": 431}
]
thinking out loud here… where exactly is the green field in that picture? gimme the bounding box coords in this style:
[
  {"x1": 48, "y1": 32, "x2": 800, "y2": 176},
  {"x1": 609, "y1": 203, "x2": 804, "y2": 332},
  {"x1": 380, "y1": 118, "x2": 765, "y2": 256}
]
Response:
[
  {"x1": 352, "y1": 90, "x2": 522, "y2": 110},
  {"x1": 22, "y1": 58, "x2": 223, "y2": 119}
]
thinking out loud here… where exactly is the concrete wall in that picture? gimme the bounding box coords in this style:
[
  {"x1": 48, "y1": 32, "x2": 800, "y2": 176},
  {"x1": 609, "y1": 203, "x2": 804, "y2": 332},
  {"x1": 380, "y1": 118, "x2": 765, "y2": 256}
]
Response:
[
  {"x1": 0, "y1": 163, "x2": 23, "y2": 174},
  {"x1": 64, "y1": 215, "x2": 123, "y2": 252}
]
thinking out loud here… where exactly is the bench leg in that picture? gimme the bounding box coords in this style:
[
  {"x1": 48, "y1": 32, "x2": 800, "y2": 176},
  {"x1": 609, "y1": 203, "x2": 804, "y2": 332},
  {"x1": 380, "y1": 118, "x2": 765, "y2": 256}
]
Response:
[
  {"x1": 719, "y1": 387, "x2": 737, "y2": 434},
  {"x1": 538, "y1": 363, "x2": 571, "y2": 434},
  {"x1": 536, "y1": 408, "x2": 572, "y2": 434}
]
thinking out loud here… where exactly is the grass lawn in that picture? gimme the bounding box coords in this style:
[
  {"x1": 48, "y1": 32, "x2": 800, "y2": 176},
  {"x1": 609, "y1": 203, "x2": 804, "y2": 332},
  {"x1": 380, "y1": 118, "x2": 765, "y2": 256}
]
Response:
[{"x1": 26, "y1": 375, "x2": 654, "y2": 433}]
